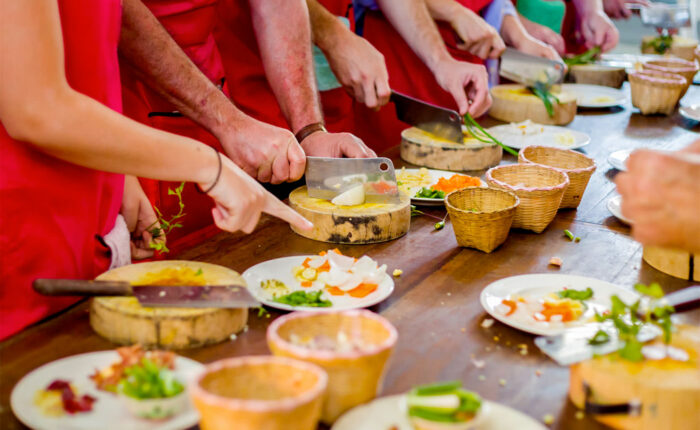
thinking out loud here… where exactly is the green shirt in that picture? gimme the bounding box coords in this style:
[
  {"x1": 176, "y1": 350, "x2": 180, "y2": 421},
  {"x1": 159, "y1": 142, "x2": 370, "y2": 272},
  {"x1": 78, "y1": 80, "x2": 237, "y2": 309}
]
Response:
[
  {"x1": 313, "y1": 17, "x2": 350, "y2": 92},
  {"x1": 516, "y1": 0, "x2": 566, "y2": 34}
]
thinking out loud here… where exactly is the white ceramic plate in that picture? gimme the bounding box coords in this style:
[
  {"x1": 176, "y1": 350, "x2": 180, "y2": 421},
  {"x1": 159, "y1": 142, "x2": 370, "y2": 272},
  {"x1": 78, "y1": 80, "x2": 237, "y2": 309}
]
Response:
[
  {"x1": 486, "y1": 124, "x2": 591, "y2": 150},
  {"x1": 561, "y1": 83, "x2": 627, "y2": 108},
  {"x1": 679, "y1": 104, "x2": 700, "y2": 122},
  {"x1": 243, "y1": 255, "x2": 394, "y2": 312},
  {"x1": 480, "y1": 274, "x2": 640, "y2": 336},
  {"x1": 332, "y1": 395, "x2": 546, "y2": 430},
  {"x1": 596, "y1": 53, "x2": 665, "y2": 74},
  {"x1": 397, "y1": 168, "x2": 484, "y2": 207},
  {"x1": 10, "y1": 351, "x2": 203, "y2": 430},
  {"x1": 608, "y1": 148, "x2": 632, "y2": 171},
  {"x1": 607, "y1": 195, "x2": 632, "y2": 225}
]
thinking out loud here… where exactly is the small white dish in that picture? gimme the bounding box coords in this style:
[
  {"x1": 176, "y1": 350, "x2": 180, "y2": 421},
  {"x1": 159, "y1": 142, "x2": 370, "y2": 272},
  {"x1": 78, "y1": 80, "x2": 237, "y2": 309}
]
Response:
[
  {"x1": 560, "y1": 83, "x2": 627, "y2": 108},
  {"x1": 120, "y1": 391, "x2": 189, "y2": 420},
  {"x1": 398, "y1": 168, "x2": 484, "y2": 207},
  {"x1": 10, "y1": 351, "x2": 202, "y2": 430},
  {"x1": 479, "y1": 274, "x2": 640, "y2": 336},
  {"x1": 242, "y1": 255, "x2": 395, "y2": 312},
  {"x1": 608, "y1": 149, "x2": 632, "y2": 171},
  {"x1": 607, "y1": 195, "x2": 632, "y2": 225},
  {"x1": 486, "y1": 124, "x2": 591, "y2": 150},
  {"x1": 679, "y1": 104, "x2": 700, "y2": 122},
  {"x1": 332, "y1": 395, "x2": 546, "y2": 430}
]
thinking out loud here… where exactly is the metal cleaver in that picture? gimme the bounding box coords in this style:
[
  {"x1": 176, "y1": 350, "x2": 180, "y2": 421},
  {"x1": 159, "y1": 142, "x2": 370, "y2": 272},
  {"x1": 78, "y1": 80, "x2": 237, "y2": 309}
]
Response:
[
  {"x1": 390, "y1": 90, "x2": 464, "y2": 143},
  {"x1": 33, "y1": 278, "x2": 260, "y2": 309},
  {"x1": 499, "y1": 47, "x2": 566, "y2": 90}
]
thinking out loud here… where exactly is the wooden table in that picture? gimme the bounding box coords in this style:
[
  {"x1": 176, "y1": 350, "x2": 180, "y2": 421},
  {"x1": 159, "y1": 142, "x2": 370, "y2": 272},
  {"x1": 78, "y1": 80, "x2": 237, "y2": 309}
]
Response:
[{"x1": 1, "y1": 85, "x2": 698, "y2": 429}]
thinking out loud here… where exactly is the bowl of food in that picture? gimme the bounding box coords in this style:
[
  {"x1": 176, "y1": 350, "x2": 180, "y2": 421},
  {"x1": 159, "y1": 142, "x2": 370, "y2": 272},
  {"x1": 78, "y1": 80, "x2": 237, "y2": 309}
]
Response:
[
  {"x1": 404, "y1": 381, "x2": 486, "y2": 430},
  {"x1": 518, "y1": 145, "x2": 596, "y2": 209},
  {"x1": 485, "y1": 164, "x2": 569, "y2": 233},
  {"x1": 267, "y1": 310, "x2": 397, "y2": 424},
  {"x1": 190, "y1": 356, "x2": 327, "y2": 430}
]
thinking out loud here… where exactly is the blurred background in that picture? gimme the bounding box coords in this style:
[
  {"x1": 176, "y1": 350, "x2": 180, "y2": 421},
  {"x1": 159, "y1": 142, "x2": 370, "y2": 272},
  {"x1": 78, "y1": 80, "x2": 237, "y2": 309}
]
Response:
[{"x1": 614, "y1": 0, "x2": 699, "y2": 53}]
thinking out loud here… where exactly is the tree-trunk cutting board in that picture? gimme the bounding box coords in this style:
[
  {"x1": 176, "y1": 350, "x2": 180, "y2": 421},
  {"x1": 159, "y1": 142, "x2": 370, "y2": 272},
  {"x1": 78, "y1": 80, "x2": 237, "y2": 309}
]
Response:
[
  {"x1": 489, "y1": 84, "x2": 577, "y2": 125},
  {"x1": 400, "y1": 127, "x2": 502, "y2": 171}
]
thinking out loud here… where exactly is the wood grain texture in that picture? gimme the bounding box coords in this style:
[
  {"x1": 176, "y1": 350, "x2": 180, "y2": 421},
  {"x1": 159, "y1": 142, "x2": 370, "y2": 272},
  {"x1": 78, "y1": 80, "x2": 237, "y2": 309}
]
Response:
[
  {"x1": 400, "y1": 127, "x2": 502, "y2": 171},
  {"x1": 489, "y1": 84, "x2": 577, "y2": 125},
  {"x1": 1, "y1": 85, "x2": 699, "y2": 430}
]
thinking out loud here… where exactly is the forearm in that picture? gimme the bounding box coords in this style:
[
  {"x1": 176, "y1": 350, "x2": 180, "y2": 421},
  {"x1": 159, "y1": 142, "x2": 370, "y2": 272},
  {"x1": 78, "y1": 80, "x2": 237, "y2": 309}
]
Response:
[
  {"x1": 571, "y1": 0, "x2": 604, "y2": 17},
  {"x1": 376, "y1": 0, "x2": 452, "y2": 71},
  {"x1": 251, "y1": 0, "x2": 323, "y2": 133},
  {"x1": 500, "y1": 14, "x2": 528, "y2": 48},
  {"x1": 119, "y1": 0, "x2": 247, "y2": 138},
  {"x1": 307, "y1": 0, "x2": 346, "y2": 52},
  {"x1": 425, "y1": 0, "x2": 464, "y2": 23}
]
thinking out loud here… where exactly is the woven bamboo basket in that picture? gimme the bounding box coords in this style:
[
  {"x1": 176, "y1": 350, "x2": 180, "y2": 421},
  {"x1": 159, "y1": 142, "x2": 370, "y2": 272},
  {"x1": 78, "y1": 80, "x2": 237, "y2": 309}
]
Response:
[
  {"x1": 518, "y1": 146, "x2": 596, "y2": 209},
  {"x1": 445, "y1": 187, "x2": 519, "y2": 253},
  {"x1": 485, "y1": 164, "x2": 569, "y2": 233}
]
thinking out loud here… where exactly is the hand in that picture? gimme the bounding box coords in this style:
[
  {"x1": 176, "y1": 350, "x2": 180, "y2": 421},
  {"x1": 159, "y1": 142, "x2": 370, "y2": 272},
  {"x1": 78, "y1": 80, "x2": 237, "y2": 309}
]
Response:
[
  {"x1": 432, "y1": 59, "x2": 491, "y2": 116},
  {"x1": 450, "y1": 7, "x2": 505, "y2": 60},
  {"x1": 300, "y1": 131, "x2": 376, "y2": 158},
  {"x1": 518, "y1": 14, "x2": 566, "y2": 55},
  {"x1": 615, "y1": 148, "x2": 700, "y2": 253},
  {"x1": 121, "y1": 175, "x2": 162, "y2": 260},
  {"x1": 202, "y1": 156, "x2": 314, "y2": 234},
  {"x1": 515, "y1": 36, "x2": 564, "y2": 63},
  {"x1": 324, "y1": 29, "x2": 391, "y2": 109},
  {"x1": 579, "y1": 10, "x2": 619, "y2": 52},
  {"x1": 219, "y1": 117, "x2": 306, "y2": 185},
  {"x1": 603, "y1": 0, "x2": 649, "y2": 20}
]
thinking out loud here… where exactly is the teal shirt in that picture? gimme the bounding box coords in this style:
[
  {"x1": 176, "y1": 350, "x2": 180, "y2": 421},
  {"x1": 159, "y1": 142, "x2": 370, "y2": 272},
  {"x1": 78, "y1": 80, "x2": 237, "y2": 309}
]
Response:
[
  {"x1": 516, "y1": 0, "x2": 566, "y2": 34},
  {"x1": 313, "y1": 16, "x2": 350, "y2": 92}
]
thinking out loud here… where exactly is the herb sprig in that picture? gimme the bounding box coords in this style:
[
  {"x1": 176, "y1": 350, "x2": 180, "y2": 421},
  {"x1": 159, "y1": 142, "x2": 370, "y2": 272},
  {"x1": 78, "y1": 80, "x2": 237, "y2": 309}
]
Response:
[
  {"x1": 411, "y1": 205, "x2": 448, "y2": 231},
  {"x1": 642, "y1": 35, "x2": 673, "y2": 55},
  {"x1": 147, "y1": 182, "x2": 186, "y2": 254},
  {"x1": 463, "y1": 113, "x2": 518, "y2": 156},
  {"x1": 563, "y1": 46, "x2": 602, "y2": 66},
  {"x1": 530, "y1": 82, "x2": 560, "y2": 118}
]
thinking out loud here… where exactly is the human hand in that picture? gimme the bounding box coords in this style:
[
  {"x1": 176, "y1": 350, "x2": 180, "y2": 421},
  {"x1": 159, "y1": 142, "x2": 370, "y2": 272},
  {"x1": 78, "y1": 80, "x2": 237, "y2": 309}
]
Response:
[
  {"x1": 451, "y1": 7, "x2": 504, "y2": 60},
  {"x1": 202, "y1": 156, "x2": 313, "y2": 234},
  {"x1": 603, "y1": 0, "x2": 649, "y2": 20},
  {"x1": 579, "y1": 10, "x2": 619, "y2": 52},
  {"x1": 615, "y1": 149, "x2": 700, "y2": 253},
  {"x1": 324, "y1": 30, "x2": 391, "y2": 109},
  {"x1": 219, "y1": 118, "x2": 306, "y2": 185},
  {"x1": 514, "y1": 36, "x2": 564, "y2": 63},
  {"x1": 300, "y1": 131, "x2": 376, "y2": 158},
  {"x1": 121, "y1": 175, "x2": 162, "y2": 260},
  {"x1": 433, "y1": 59, "x2": 491, "y2": 116},
  {"x1": 519, "y1": 14, "x2": 566, "y2": 55}
]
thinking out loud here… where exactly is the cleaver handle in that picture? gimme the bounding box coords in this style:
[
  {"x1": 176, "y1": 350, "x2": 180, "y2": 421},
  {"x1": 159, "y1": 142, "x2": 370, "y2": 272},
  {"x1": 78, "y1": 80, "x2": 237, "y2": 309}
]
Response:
[
  {"x1": 663, "y1": 285, "x2": 700, "y2": 314},
  {"x1": 33, "y1": 279, "x2": 132, "y2": 297}
]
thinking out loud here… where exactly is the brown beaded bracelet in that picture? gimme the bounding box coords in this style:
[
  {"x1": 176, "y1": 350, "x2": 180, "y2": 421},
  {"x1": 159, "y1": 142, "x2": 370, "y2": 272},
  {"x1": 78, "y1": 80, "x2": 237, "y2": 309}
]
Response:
[
  {"x1": 294, "y1": 122, "x2": 327, "y2": 143},
  {"x1": 195, "y1": 146, "x2": 222, "y2": 194}
]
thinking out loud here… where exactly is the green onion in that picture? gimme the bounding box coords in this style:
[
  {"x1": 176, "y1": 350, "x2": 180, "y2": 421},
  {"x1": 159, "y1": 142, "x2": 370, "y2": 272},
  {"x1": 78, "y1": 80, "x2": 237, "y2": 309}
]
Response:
[
  {"x1": 463, "y1": 113, "x2": 518, "y2": 156},
  {"x1": 557, "y1": 287, "x2": 594, "y2": 301},
  {"x1": 563, "y1": 229, "x2": 575, "y2": 241},
  {"x1": 413, "y1": 381, "x2": 462, "y2": 396},
  {"x1": 588, "y1": 330, "x2": 610, "y2": 346},
  {"x1": 563, "y1": 46, "x2": 602, "y2": 66}
]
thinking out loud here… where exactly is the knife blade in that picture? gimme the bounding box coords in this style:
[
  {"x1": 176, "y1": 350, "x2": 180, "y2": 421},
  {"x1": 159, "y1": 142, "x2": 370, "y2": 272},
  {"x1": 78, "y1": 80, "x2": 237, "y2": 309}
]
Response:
[
  {"x1": 390, "y1": 90, "x2": 464, "y2": 143},
  {"x1": 304, "y1": 156, "x2": 400, "y2": 204},
  {"x1": 33, "y1": 278, "x2": 260, "y2": 308},
  {"x1": 639, "y1": 4, "x2": 691, "y2": 29},
  {"x1": 535, "y1": 286, "x2": 700, "y2": 366},
  {"x1": 499, "y1": 47, "x2": 566, "y2": 90}
]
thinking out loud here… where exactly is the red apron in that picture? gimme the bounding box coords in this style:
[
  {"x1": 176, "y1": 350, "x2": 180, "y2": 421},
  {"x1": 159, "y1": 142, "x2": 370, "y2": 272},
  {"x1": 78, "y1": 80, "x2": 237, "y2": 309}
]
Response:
[
  {"x1": 121, "y1": 0, "x2": 224, "y2": 255},
  {"x1": 0, "y1": 0, "x2": 124, "y2": 340},
  {"x1": 214, "y1": 0, "x2": 355, "y2": 134},
  {"x1": 353, "y1": 0, "x2": 492, "y2": 154}
]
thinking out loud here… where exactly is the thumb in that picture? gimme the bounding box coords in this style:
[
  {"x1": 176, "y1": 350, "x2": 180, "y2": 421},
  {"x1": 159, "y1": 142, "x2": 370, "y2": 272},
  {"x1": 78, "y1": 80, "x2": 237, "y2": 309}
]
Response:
[
  {"x1": 449, "y1": 82, "x2": 469, "y2": 115},
  {"x1": 263, "y1": 192, "x2": 314, "y2": 231}
]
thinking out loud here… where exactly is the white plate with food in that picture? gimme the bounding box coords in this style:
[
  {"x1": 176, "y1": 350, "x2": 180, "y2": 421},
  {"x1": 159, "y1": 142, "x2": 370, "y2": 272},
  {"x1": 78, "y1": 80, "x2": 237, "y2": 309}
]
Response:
[
  {"x1": 608, "y1": 148, "x2": 632, "y2": 171},
  {"x1": 679, "y1": 104, "x2": 700, "y2": 122},
  {"x1": 607, "y1": 195, "x2": 632, "y2": 225},
  {"x1": 560, "y1": 83, "x2": 627, "y2": 108},
  {"x1": 396, "y1": 167, "x2": 484, "y2": 206},
  {"x1": 332, "y1": 394, "x2": 546, "y2": 430},
  {"x1": 243, "y1": 250, "x2": 394, "y2": 312},
  {"x1": 480, "y1": 274, "x2": 640, "y2": 336},
  {"x1": 11, "y1": 349, "x2": 203, "y2": 430},
  {"x1": 486, "y1": 121, "x2": 591, "y2": 150}
]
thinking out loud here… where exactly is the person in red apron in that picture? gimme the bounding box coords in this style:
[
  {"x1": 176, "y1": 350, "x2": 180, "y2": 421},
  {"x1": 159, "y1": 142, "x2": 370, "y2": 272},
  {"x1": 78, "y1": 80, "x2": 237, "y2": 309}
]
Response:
[{"x1": 0, "y1": 0, "x2": 312, "y2": 340}]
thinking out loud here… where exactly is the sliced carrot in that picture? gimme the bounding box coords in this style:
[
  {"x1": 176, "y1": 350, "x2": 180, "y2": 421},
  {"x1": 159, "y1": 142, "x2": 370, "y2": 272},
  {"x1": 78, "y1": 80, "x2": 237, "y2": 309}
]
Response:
[
  {"x1": 301, "y1": 281, "x2": 313, "y2": 288},
  {"x1": 317, "y1": 261, "x2": 331, "y2": 273},
  {"x1": 331, "y1": 248, "x2": 343, "y2": 255},
  {"x1": 326, "y1": 286, "x2": 346, "y2": 296},
  {"x1": 348, "y1": 283, "x2": 378, "y2": 298},
  {"x1": 319, "y1": 251, "x2": 327, "y2": 256},
  {"x1": 501, "y1": 299, "x2": 518, "y2": 316},
  {"x1": 431, "y1": 174, "x2": 481, "y2": 194},
  {"x1": 301, "y1": 257, "x2": 312, "y2": 268}
]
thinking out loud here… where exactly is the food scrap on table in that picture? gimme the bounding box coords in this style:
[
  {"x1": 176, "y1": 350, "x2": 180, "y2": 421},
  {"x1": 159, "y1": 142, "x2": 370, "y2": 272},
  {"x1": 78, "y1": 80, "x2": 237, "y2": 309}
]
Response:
[{"x1": 549, "y1": 257, "x2": 563, "y2": 267}]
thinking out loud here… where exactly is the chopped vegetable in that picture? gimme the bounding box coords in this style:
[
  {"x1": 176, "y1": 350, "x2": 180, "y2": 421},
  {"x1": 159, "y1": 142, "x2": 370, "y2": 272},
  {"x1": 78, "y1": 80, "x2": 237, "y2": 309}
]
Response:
[
  {"x1": 501, "y1": 299, "x2": 518, "y2": 316},
  {"x1": 464, "y1": 113, "x2": 519, "y2": 156},
  {"x1": 588, "y1": 329, "x2": 610, "y2": 346},
  {"x1": 563, "y1": 46, "x2": 601, "y2": 66},
  {"x1": 91, "y1": 345, "x2": 176, "y2": 392},
  {"x1": 261, "y1": 279, "x2": 290, "y2": 298},
  {"x1": 434, "y1": 220, "x2": 446, "y2": 230},
  {"x1": 538, "y1": 298, "x2": 584, "y2": 322},
  {"x1": 274, "y1": 290, "x2": 332, "y2": 307},
  {"x1": 331, "y1": 184, "x2": 365, "y2": 206},
  {"x1": 549, "y1": 257, "x2": 563, "y2": 267},
  {"x1": 148, "y1": 182, "x2": 186, "y2": 254},
  {"x1": 118, "y1": 357, "x2": 184, "y2": 400},
  {"x1": 557, "y1": 287, "x2": 594, "y2": 301},
  {"x1": 407, "y1": 381, "x2": 481, "y2": 424},
  {"x1": 563, "y1": 229, "x2": 581, "y2": 242},
  {"x1": 431, "y1": 175, "x2": 481, "y2": 194},
  {"x1": 393, "y1": 269, "x2": 403, "y2": 277},
  {"x1": 642, "y1": 35, "x2": 673, "y2": 55},
  {"x1": 35, "y1": 380, "x2": 96, "y2": 416},
  {"x1": 415, "y1": 187, "x2": 446, "y2": 199}
]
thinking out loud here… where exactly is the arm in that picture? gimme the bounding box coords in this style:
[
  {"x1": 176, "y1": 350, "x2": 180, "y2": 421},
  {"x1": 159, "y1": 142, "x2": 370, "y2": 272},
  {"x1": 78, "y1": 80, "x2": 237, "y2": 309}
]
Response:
[
  {"x1": 0, "y1": 0, "x2": 312, "y2": 234},
  {"x1": 571, "y1": 0, "x2": 619, "y2": 52},
  {"x1": 517, "y1": 13, "x2": 566, "y2": 55},
  {"x1": 119, "y1": 0, "x2": 305, "y2": 184},
  {"x1": 425, "y1": 0, "x2": 504, "y2": 60},
  {"x1": 250, "y1": 0, "x2": 375, "y2": 158},
  {"x1": 307, "y1": 0, "x2": 391, "y2": 109},
  {"x1": 375, "y1": 0, "x2": 490, "y2": 116},
  {"x1": 501, "y1": 13, "x2": 563, "y2": 62}
]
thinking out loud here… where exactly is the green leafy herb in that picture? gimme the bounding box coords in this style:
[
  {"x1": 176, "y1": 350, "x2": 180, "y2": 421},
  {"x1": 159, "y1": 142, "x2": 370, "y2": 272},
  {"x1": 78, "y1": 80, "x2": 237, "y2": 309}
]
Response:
[
  {"x1": 563, "y1": 46, "x2": 602, "y2": 66},
  {"x1": 257, "y1": 306, "x2": 270, "y2": 318},
  {"x1": 588, "y1": 329, "x2": 610, "y2": 345},
  {"x1": 557, "y1": 287, "x2": 594, "y2": 301},
  {"x1": 194, "y1": 268, "x2": 203, "y2": 276},
  {"x1": 463, "y1": 113, "x2": 519, "y2": 156},
  {"x1": 642, "y1": 35, "x2": 673, "y2": 55},
  {"x1": 634, "y1": 282, "x2": 664, "y2": 299},
  {"x1": 273, "y1": 290, "x2": 332, "y2": 307},
  {"x1": 117, "y1": 358, "x2": 184, "y2": 400},
  {"x1": 530, "y1": 82, "x2": 560, "y2": 118},
  {"x1": 415, "y1": 187, "x2": 445, "y2": 199},
  {"x1": 147, "y1": 182, "x2": 186, "y2": 254}
]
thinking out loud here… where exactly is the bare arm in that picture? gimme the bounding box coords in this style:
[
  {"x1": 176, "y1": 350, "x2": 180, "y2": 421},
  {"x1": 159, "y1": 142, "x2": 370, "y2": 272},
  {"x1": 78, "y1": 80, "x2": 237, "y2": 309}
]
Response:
[
  {"x1": 0, "y1": 0, "x2": 312, "y2": 233},
  {"x1": 570, "y1": 0, "x2": 619, "y2": 52}
]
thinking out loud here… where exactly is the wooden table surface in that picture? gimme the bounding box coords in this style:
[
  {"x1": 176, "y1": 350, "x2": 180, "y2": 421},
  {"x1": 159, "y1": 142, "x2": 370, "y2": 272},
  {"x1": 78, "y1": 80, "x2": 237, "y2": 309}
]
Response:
[{"x1": 1, "y1": 85, "x2": 698, "y2": 430}]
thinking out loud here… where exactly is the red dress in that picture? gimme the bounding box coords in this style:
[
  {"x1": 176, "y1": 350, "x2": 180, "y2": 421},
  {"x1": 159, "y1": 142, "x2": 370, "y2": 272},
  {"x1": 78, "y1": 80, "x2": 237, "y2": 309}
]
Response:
[
  {"x1": 353, "y1": 0, "x2": 492, "y2": 154},
  {"x1": 0, "y1": 0, "x2": 125, "y2": 340},
  {"x1": 121, "y1": 0, "x2": 225, "y2": 254}
]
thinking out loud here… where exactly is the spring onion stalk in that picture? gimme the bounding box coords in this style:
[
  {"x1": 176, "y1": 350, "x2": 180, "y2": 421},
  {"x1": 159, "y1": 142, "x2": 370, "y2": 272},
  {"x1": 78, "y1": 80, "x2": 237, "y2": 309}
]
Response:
[
  {"x1": 463, "y1": 113, "x2": 518, "y2": 156},
  {"x1": 563, "y1": 46, "x2": 602, "y2": 66}
]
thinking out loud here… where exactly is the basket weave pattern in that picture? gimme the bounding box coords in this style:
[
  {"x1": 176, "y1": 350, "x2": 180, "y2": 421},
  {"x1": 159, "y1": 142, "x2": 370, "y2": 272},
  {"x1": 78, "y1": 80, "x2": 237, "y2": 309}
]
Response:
[
  {"x1": 445, "y1": 188, "x2": 519, "y2": 253},
  {"x1": 518, "y1": 146, "x2": 596, "y2": 209},
  {"x1": 485, "y1": 164, "x2": 569, "y2": 233}
]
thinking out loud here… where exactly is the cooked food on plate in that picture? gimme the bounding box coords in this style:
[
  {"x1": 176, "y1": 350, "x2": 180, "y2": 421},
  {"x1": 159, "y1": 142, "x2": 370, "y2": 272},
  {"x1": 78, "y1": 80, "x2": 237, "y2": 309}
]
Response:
[
  {"x1": 34, "y1": 380, "x2": 96, "y2": 417},
  {"x1": 406, "y1": 381, "x2": 484, "y2": 430},
  {"x1": 396, "y1": 168, "x2": 482, "y2": 200},
  {"x1": 497, "y1": 287, "x2": 596, "y2": 326}
]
